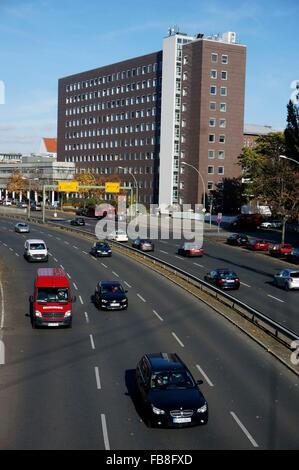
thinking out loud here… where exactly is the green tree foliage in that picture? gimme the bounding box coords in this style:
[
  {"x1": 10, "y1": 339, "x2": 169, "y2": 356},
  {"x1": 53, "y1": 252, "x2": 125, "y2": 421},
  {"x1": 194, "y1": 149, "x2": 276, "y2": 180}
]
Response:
[
  {"x1": 210, "y1": 178, "x2": 246, "y2": 215},
  {"x1": 284, "y1": 100, "x2": 299, "y2": 163}
]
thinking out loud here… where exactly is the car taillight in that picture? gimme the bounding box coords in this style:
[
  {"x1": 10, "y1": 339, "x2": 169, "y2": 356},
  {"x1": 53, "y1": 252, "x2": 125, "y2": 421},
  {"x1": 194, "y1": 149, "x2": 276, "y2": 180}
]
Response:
[
  {"x1": 219, "y1": 279, "x2": 225, "y2": 283},
  {"x1": 235, "y1": 278, "x2": 240, "y2": 282}
]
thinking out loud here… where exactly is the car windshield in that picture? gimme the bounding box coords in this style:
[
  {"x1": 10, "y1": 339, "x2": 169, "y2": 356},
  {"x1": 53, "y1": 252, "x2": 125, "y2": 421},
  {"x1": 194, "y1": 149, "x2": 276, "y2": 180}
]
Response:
[
  {"x1": 183, "y1": 243, "x2": 202, "y2": 249},
  {"x1": 101, "y1": 284, "x2": 124, "y2": 294},
  {"x1": 290, "y1": 273, "x2": 299, "y2": 279},
  {"x1": 96, "y1": 243, "x2": 108, "y2": 249},
  {"x1": 151, "y1": 370, "x2": 195, "y2": 390},
  {"x1": 30, "y1": 243, "x2": 46, "y2": 250},
  {"x1": 37, "y1": 288, "x2": 69, "y2": 303}
]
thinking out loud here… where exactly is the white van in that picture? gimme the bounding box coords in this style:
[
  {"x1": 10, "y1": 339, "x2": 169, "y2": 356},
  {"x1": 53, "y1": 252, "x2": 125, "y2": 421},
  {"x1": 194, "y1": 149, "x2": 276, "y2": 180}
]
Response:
[{"x1": 24, "y1": 239, "x2": 48, "y2": 262}]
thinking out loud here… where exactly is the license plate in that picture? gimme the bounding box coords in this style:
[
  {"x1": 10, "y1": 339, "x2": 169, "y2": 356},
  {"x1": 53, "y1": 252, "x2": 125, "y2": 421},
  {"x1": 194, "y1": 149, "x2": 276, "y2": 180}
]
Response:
[
  {"x1": 173, "y1": 417, "x2": 191, "y2": 424},
  {"x1": 112, "y1": 303, "x2": 120, "y2": 307},
  {"x1": 227, "y1": 280, "x2": 235, "y2": 283},
  {"x1": 48, "y1": 323, "x2": 59, "y2": 327}
]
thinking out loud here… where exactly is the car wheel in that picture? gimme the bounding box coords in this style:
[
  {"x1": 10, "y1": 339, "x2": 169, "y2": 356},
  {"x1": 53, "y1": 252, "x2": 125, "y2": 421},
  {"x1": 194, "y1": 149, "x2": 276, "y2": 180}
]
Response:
[{"x1": 285, "y1": 283, "x2": 290, "y2": 292}]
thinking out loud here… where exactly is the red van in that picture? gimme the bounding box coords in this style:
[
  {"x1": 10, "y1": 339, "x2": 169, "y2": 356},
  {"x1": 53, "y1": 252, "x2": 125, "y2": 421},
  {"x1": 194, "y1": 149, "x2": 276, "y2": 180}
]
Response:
[{"x1": 30, "y1": 268, "x2": 75, "y2": 328}]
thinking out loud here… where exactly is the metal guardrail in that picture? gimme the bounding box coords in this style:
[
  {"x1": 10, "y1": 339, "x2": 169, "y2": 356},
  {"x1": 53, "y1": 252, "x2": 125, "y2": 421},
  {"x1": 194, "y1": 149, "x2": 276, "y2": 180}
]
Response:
[{"x1": 1, "y1": 210, "x2": 298, "y2": 349}]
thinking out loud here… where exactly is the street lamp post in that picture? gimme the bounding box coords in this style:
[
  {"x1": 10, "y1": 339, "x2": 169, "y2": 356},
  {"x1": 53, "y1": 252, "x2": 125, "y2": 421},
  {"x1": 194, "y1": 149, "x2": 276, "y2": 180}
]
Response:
[
  {"x1": 118, "y1": 167, "x2": 138, "y2": 217},
  {"x1": 22, "y1": 176, "x2": 39, "y2": 221},
  {"x1": 181, "y1": 161, "x2": 206, "y2": 211},
  {"x1": 279, "y1": 155, "x2": 299, "y2": 166}
]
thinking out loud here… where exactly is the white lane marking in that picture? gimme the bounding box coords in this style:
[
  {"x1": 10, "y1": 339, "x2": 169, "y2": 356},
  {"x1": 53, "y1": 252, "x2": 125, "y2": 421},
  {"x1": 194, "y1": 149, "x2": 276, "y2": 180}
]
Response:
[
  {"x1": 101, "y1": 414, "x2": 110, "y2": 451},
  {"x1": 67, "y1": 273, "x2": 71, "y2": 279},
  {"x1": 0, "y1": 278, "x2": 5, "y2": 332},
  {"x1": 48, "y1": 234, "x2": 53, "y2": 238},
  {"x1": 268, "y1": 294, "x2": 285, "y2": 303},
  {"x1": 101, "y1": 263, "x2": 108, "y2": 268},
  {"x1": 137, "y1": 294, "x2": 146, "y2": 303},
  {"x1": 193, "y1": 262, "x2": 204, "y2": 268},
  {"x1": 112, "y1": 271, "x2": 119, "y2": 278},
  {"x1": 241, "y1": 282, "x2": 251, "y2": 288},
  {"x1": 175, "y1": 255, "x2": 184, "y2": 260},
  {"x1": 153, "y1": 310, "x2": 164, "y2": 322},
  {"x1": 55, "y1": 237, "x2": 61, "y2": 241},
  {"x1": 172, "y1": 332, "x2": 184, "y2": 348},
  {"x1": 3, "y1": 243, "x2": 7, "y2": 247},
  {"x1": 15, "y1": 253, "x2": 20, "y2": 257},
  {"x1": 84, "y1": 312, "x2": 90, "y2": 324},
  {"x1": 60, "y1": 265, "x2": 65, "y2": 270},
  {"x1": 79, "y1": 295, "x2": 84, "y2": 305},
  {"x1": 230, "y1": 412, "x2": 259, "y2": 448},
  {"x1": 196, "y1": 364, "x2": 214, "y2": 387},
  {"x1": 90, "y1": 334, "x2": 95, "y2": 350},
  {"x1": 8, "y1": 229, "x2": 13, "y2": 232},
  {"x1": 159, "y1": 250, "x2": 169, "y2": 255},
  {"x1": 49, "y1": 253, "x2": 53, "y2": 257},
  {"x1": 9, "y1": 248, "x2": 13, "y2": 252},
  {"x1": 160, "y1": 240, "x2": 167, "y2": 244},
  {"x1": 82, "y1": 251, "x2": 88, "y2": 255},
  {"x1": 124, "y1": 281, "x2": 132, "y2": 289},
  {"x1": 73, "y1": 282, "x2": 78, "y2": 291},
  {"x1": 64, "y1": 241, "x2": 69, "y2": 245},
  {"x1": 53, "y1": 257, "x2": 58, "y2": 262},
  {"x1": 73, "y1": 245, "x2": 79, "y2": 250},
  {"x1": 95, "y1": 367, "x2": 101, "y2": 390}
]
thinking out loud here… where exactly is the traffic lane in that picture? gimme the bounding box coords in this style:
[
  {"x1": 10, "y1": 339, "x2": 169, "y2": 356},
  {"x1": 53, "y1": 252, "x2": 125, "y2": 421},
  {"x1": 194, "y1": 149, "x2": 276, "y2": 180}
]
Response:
[
  {"x1": 142, "y1": 239, "x2": 299, "y2": 333},
  {"x1": 0, "y1": 238, "x2": 105, "y2": 449},
  {"x1": 43, "y1": 237, "x2": 259, "y2": 449},
  {"x1": 32, "y1": 228, "x2": 299, "y2": 449}
]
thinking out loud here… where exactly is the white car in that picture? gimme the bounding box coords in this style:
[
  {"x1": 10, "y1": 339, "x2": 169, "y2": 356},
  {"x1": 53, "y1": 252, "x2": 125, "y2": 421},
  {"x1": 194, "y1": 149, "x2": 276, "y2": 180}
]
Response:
[
  {"x1": 24, "y1": 239, "x2": 48, "y2": 262},
  {"x1": 274, "y1": 269, "x2": 299, "y2": 291},
  {"x1": 107, "y1": 230, "x2": 129, "y2": 242},
  {"x1": 15, "y1": 222, "x2": 30, "y2": 233}
]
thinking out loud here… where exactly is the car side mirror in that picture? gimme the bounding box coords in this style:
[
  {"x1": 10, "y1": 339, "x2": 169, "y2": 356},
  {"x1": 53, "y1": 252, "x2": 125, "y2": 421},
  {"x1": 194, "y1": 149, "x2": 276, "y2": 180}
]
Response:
[{"x1": 197, "y1": 380, "x2": 204, "y2": 386}]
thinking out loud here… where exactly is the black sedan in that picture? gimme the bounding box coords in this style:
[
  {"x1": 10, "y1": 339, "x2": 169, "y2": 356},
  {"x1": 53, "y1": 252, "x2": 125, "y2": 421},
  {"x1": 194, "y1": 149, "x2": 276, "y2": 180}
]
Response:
[
  {"x1": 90, "y1": 242, "x2": 112, "y2": 257},
  {"x1": 132, "y1": 238, "x2": 155, "y2": 252},
  {"x1": 136, "y1": 353, "x2": 208, "y2": 428},
  {"x1": 204, "y1": 269, "x2": 240, "y2": 290},
  {"x1": 226, "y1": 233, "x2": 249, "y2": 246},
  {"x1": 94, "y1": 281, "x2": 128, "y2": 310},
  {"x1": 70, "y1": 217, "x2": 85, "y2": 226}
]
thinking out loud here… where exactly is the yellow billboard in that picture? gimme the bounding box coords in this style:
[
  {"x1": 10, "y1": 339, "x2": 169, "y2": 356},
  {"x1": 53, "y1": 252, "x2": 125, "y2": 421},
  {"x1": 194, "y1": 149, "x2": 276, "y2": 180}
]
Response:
[
  {"x1": 105, "y1": 182, "x2": 120, "y2": 193},
  {"x1": 58, "y1": 181, "x2": 79, "y2": 192}
]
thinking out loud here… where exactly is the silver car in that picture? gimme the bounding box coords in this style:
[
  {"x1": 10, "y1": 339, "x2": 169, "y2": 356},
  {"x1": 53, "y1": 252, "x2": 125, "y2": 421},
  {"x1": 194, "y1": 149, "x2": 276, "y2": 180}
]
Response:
[
  {"x1": 15, "y1": 222, "x2": 30, "y2": 233},
  {"x1": 274, "y1": 269, "x2": 299, "y2": 291}
]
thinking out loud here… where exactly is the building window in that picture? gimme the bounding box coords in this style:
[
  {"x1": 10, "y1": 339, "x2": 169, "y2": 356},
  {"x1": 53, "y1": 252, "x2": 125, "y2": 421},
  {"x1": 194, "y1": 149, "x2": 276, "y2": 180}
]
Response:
[
  {"x1": 210, "y1": 70, "x2": 217, "y2": 79},
  {"x1": 222, "y1": 55, "x2": 228, "y2": 64},
  {"x1": 211, "y1": 53, "x2": 218, "y2": 63},
  {"x1": 218, "y1": 166, "x2": 224, "y2": 175},
  {"x1": 221, "y1": 71, "x2": 228, "y2": 80},
  {"x1": 219, "y1": 119, "x2": 226, "y2": 128},
  {"x1": 220, "y1": 87, "x2": 227, "y2": 96},
  {"x1": 209, "y1": 118, "x2": 216, "y2": 127},
  {"x1": 208, "y1": 166, "x2": 214, "y2": 174},
  {"x1": 220, "y1": 103, "x2": 227, "y2": 112},
  {"x1": 210, "y1": 86, "x2": 217, "y2": 95},
  {"x1": 207, "y1": 181, "x2": 214, "y2": 191},
  {"x1": 209, "y1": 134, "x2": 215, "y2": 143},
  {"x1": 208, "y1": 150, "x2": 215, "y2": 159},
  {"x1": 218, "y1": 150, "x2": 225, "y2": 159},
  {"x1": 219, "y1": 135, "x2": 226, "y2": 143},
  {"x1": 209, "y1": 102, "x2": 217, "y2": 111}
]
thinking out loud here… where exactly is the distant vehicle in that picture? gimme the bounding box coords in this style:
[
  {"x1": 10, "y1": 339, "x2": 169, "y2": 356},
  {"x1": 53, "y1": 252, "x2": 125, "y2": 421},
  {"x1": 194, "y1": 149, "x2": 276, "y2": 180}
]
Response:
[
  {"x1": 287, "y1": 248, "x2": 299, "y2": 265},
  {"x1": 132, "y1": 238, "x2": 155, "y2": 252},
  {"x1": 178, "y1": 242, "x2": 204, "y2": 257},
  {"x1": 30, "y1": 267, "x2": 75, "y2": 328},
  {"x1": 15, "y1": 222, "x2": 30, "y2": 233},
  {"x1": 70, "y1": 217, "x2": 85, "y2": 226},
  {"x1": 135, "y1": 353, "x2": 208, "y2": 428},
  {"x1": 94, "y1": 281, "x2": 128, "y2": 310},
  {"x1": 246, "y1": 239, "x2": 270, "y2": 251},
  {"x1": 269, "y1": 244, "x2": 293, "y2": 257},
  {"x1": 95, "y1": 204, "x2": 116, "y2": 219},
  {"x1": 204, "y1": 269, "x2": 240, "y2": 290},
  {"x1": 230, "y1": 213, "x2": 263, "y2": 230},
  {"x1": 16, "y1": 201, "x2": 28, "y2": 209},
  {"x1": 226, "y1": 233, "x2": 249, "y2": 246},
  {"x1": 24, "y1": 239, "x2": 48, "y2": 262},
  {"x1": 273, "y1": 269, "x2": 299, "y2": 291},
  {"x1": 261, "y1": 220, "x2": 282, "y2": 229},
  {"x1": 76, "y1": 207, "x2": 88, "y2": 216},
  {"x1": 31, "y1": 202, "x2": 42, "y2": 211},
  {"x1": 90, "y1": 241, "x2": 112, "y2": 257},
  {"x1": 3, "y1": 200, "x2": 12, "y2": 206},
  {"x1": 107, "y1": 230, "x2": 128, "y2": 242}
]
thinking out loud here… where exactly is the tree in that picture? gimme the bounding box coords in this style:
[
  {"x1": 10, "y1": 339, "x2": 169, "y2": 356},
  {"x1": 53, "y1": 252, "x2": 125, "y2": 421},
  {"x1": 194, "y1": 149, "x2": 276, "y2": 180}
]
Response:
[
  {"x1": 238, "y1": 132, "x2": 299, "y2": 241},
  {"x1": 284, "y1": 100, "x2": 299, "y2": 163},
  {"x1": 210, "y1": 178, "x2": 246, "y2": 215}
]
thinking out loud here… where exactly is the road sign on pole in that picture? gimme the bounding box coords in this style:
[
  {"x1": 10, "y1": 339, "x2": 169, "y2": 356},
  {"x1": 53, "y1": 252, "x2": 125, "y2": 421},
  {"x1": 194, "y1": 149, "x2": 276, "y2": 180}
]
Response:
[
  {"x1": 58, "y1": 181, "x2": 79, "y2": 192},
  {"x1": 105, "y1": 182, "x2": 120, "y2": 194}
]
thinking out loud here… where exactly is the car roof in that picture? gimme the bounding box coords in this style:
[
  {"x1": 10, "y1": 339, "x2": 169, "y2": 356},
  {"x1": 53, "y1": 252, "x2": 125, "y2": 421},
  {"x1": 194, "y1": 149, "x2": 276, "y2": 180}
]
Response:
[
  {"x1": 145, "y1": 353, "x2": 185, "y2": 371},
  {"x1": 26, "y1": 239, "x2": 46, "y2": 244},
  {"x1": 99, "y1": 281, "x2": 122, "y2": 287}
]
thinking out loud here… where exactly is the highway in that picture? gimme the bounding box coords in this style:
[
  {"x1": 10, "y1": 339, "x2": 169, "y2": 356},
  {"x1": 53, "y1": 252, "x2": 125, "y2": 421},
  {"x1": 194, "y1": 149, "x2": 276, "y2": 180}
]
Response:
[
  {"x1": 0, "y1": 217, "x2": 299, "y2": 449},
  {"x1": 50, "y1": 214, "x2": 299, "y2": 334}
]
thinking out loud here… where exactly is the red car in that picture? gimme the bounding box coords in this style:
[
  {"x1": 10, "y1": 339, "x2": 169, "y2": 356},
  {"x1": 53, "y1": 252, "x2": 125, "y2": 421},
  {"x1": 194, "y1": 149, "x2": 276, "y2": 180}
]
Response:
[
  {"x1": 269, "y1": 244, "x2": 293, "y2": 257},
  {"x1": 178, "y1": 242, "x2": 204, "y2": 257},
  {"x1": 247, "y1": 239, "x2": 270, "y2": 251}
]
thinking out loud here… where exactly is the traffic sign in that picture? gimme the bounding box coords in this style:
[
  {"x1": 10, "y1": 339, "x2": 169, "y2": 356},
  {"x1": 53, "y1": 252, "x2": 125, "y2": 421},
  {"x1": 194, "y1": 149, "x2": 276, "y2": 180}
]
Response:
[
  {"x1": 58, "y1": 181, "x2": 79, "y2": 192},
  {"x1": 105, "y1": 182, "x2": 120, "y2": 194}
]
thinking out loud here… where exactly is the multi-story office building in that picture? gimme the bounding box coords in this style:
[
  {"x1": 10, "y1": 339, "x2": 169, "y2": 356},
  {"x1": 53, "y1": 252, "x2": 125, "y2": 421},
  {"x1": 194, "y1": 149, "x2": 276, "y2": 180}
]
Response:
[{"x1": 57, "y1": 29, "x2": 246, "y2": 209}]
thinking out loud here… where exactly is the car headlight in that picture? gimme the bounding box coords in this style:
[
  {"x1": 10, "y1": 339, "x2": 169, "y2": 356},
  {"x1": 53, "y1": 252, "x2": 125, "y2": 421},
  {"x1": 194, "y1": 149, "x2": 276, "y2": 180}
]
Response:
[
  {"x1": 102, "y1": 300, "x2": 108, "y2": 303},
  {"x1": 35, "y1": 311, "x2": 42, "y2": 318},
  {"x1": 197, "y1": 403, "x2": 208, "y2": 414},
  {"x1": 151, "y1": 405, "x2": 165, "y2": 415},
  {"x1": 64, "y1": 310, "x2": 72, "y2": 318},
  {"x1": 121, "y1": 299, "x2": 127, "y2": 303}
]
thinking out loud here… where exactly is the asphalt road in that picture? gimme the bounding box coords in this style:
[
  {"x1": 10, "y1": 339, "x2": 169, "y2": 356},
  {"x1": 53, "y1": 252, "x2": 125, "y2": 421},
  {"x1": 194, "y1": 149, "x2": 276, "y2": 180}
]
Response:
[
  {"x1": 48, "y1": 215, "x2": 299, "y2": 334},
  {"x1": 0, "y1": 217, "x2": 299, "y2": 449}
]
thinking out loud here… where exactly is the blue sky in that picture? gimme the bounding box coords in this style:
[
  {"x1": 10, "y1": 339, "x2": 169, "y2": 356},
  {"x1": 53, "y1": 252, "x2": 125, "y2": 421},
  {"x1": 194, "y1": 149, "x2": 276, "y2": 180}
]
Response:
[{"x1": 0, "y1": 0, "x2": 298, "y2": 153}]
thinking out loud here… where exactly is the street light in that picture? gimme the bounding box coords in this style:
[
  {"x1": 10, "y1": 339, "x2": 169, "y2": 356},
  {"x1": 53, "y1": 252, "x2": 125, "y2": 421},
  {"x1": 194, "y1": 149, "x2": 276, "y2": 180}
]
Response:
[
  {"x1": 181, "y1": 161, "x2": 206, "y2": 211},
  {"x1": 118, "y1": 167, "x2": 138, "y2": 216},
  {"x1": 279, "y1": 155, "x2": 299, "y2": 166},
  {"x1": 22, "y1": 176, "x2": 39, "y2": 220}
]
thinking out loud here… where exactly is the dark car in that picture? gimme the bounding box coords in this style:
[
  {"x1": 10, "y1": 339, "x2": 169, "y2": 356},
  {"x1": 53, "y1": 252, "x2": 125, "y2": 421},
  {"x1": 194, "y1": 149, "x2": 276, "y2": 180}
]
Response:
[
  {"x1": 178, "y1": 242, "x2": 204, "y2": 257},
  {"x1": 70, "y1": 217, "x2": 85, "y2": 226},
  {"x1": 90, "y1": 241, "x2": 112, "y2": 257},
  {"x1": 132, "y1": 238, "x2": 155, "y2": 252},
  {"x1": 226, "y1": 233, "x2": 249, "y2": 246},
  {"x1": 135, "y1": 353, "x2": 208, "y2": 428},
  {"x1": 204, "y1": 269, "x2": 240, "y2": 290},
  {"x1": 287, "y1": 248, "x2": 299, "y2": 265},
  {"x1": 94, "y1": 281, "x2": 128, "y2": 310}
]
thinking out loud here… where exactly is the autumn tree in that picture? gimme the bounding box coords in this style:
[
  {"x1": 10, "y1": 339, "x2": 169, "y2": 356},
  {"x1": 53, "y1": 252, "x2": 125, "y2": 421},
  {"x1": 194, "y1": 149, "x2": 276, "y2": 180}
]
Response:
[{"x1": 284, "y1": 100, "x2": 299, "y2": 163}]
